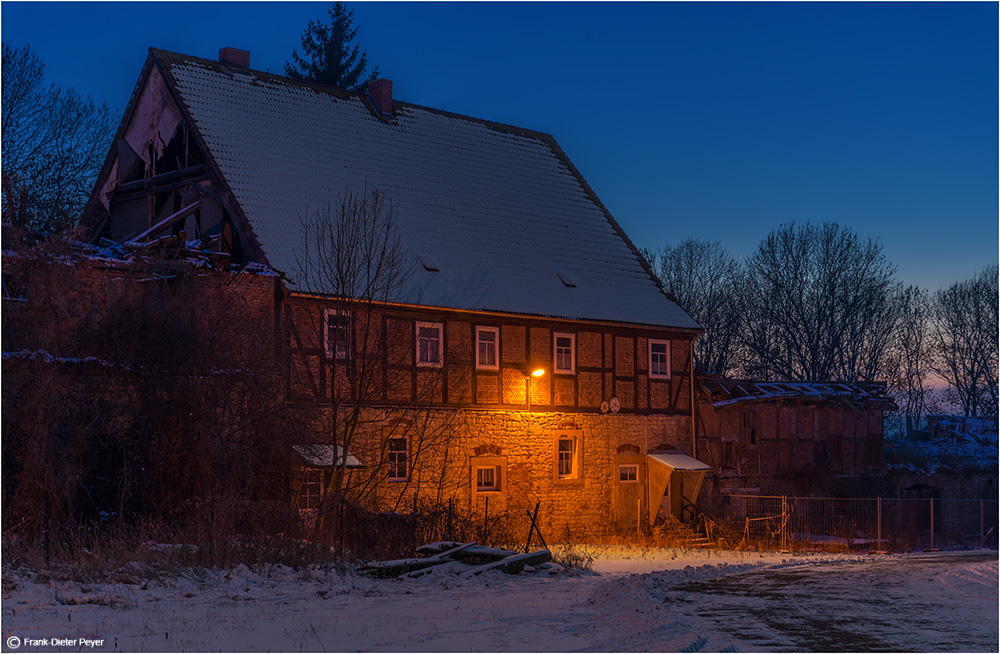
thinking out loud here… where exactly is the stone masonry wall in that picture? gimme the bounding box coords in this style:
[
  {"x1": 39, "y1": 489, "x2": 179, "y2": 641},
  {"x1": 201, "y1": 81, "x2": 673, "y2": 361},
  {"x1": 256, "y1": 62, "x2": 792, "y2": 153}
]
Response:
[{"x1": 320, "y1": 406, "x2": 694, "y2": 541}]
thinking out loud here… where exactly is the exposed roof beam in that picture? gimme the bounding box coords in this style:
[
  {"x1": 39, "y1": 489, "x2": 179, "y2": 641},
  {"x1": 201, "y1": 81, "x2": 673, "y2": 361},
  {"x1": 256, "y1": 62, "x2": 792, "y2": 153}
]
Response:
[
  {"x1": 115, "y1": 164, "x2": 208, "y2": 194},
  {"x1": 128, "y1": 201, "x2": 201, "y2": 244}
]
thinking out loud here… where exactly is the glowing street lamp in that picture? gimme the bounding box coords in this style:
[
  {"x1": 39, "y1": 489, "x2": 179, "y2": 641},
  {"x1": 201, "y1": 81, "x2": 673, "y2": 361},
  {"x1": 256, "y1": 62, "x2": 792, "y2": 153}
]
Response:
[{"x1": 525, "y1": 367, "x2": 545, "y2": 411}]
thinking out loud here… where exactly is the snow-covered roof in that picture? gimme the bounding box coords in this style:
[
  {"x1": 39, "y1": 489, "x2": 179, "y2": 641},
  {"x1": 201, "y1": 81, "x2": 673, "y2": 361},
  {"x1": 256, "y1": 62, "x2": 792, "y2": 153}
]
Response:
[
  {"x1": 152, "y1": 49, "x2": 699, "y2": 330},
  {"x1": 922, "y1": 415, "x2": 998, "y2": 446},
  {"x1": 699, "y1": 376, "x2": 898, "y2": 410},
  {"x1": 293, "y1": 444, "x2": 363, "y2": 468}
]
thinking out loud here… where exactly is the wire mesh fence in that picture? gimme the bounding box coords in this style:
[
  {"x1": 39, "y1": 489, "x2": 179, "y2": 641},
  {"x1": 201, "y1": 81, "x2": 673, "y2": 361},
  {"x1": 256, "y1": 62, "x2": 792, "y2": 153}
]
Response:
[{"x1": 722, "y1": 495, "x2": 999, "y2": 552}]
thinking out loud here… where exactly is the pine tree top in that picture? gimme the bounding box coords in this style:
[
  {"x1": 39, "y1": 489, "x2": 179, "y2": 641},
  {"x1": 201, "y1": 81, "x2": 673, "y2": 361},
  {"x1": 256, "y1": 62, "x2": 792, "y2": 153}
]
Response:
[{"x1": 284, "y1": 2, "x2": 379, "y2": 90}]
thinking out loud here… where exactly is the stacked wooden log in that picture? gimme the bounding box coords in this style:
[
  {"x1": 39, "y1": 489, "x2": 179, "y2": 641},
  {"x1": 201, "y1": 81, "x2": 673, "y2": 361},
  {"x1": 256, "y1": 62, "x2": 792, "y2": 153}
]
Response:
[{"x1": 360, "y1": 542, "x2": 553, "y2": 579}]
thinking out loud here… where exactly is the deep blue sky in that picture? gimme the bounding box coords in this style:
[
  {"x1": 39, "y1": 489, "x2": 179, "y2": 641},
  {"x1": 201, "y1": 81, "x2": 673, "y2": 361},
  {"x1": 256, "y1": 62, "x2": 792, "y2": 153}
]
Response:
[{"x1": 2, "y1": 1, "x2": 996, "y2": 290}]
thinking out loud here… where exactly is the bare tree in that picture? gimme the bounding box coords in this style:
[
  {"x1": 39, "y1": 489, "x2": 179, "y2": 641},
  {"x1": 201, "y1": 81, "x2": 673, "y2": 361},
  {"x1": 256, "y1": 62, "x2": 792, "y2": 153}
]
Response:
[
  {"x1": 885, "y1": 285, "x2": 933, "y2": 436},
  {"x1": 652, "y1": 239, "x2": 744, "y2": 376},
  {"x1": 1, "y1": 43, "x2": 114, "y2": 235},
  {"x1": 931, "y1": 265, "x2": 999, "y2": 417},
  {"x1": 741, "y1": 222, "x2": 898, "y2": 382},
  {"x1": 293, "y1": 188, "x2": 412, "y2": 532}
]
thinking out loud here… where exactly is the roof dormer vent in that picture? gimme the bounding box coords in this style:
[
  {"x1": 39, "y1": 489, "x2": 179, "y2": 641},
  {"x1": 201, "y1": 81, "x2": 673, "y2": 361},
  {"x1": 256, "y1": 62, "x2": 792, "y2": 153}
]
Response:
[
  {"x1": 219, "y1": 47, "x2": 250, "y2": 70},
  {"x1": 368, "y1": 78, "x2": 393, "y2": 116},
  {"x1": 555, "y1": 270, "x2": 577, "y2": 288},
  {"x1": 417, "y1": 252, "x2": 440, "y2": 272}
]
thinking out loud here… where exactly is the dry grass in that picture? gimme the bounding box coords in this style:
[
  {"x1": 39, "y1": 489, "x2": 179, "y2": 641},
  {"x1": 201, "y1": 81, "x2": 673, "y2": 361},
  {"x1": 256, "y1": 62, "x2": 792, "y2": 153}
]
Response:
[{"x1": 2, "y1": 519, "x2": 348, "y2": 583}]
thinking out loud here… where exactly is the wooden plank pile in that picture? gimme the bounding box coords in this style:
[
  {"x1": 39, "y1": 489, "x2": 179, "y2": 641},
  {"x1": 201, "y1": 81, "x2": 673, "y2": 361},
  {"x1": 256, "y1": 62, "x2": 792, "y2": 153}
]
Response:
[{"x1": 360, "y1": 542, "x2": 553, "y2": 579}]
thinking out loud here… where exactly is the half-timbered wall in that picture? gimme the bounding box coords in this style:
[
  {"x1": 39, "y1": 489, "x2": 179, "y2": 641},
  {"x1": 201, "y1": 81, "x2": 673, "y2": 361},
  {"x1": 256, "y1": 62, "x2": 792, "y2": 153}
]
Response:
[
  {"x1": 285, "y1": 297, "x2": 696, "y2": 415},
  {"x1": 283, "y1": 296, "x2": 699, "y2": 537}
]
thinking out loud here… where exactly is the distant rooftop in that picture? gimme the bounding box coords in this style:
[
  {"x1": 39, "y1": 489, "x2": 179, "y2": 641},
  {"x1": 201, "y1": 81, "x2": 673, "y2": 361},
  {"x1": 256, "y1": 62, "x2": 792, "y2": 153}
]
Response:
[{"x1": 699, "y1": 375, "x2": 898, "y2": 410}]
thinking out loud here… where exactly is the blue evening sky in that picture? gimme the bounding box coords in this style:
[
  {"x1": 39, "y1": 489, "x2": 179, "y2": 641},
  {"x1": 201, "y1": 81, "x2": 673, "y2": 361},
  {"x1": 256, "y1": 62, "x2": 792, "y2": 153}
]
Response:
[{"x1": 2, "y1": 1, "x2": 996, "y2": 290}]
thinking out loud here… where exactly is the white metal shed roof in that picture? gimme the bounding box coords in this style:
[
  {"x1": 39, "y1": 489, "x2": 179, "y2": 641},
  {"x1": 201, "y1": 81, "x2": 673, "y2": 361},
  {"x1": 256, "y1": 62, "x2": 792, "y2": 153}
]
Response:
[{"x1": 647, "y1": 452, "x2": 712, "y2": 471}]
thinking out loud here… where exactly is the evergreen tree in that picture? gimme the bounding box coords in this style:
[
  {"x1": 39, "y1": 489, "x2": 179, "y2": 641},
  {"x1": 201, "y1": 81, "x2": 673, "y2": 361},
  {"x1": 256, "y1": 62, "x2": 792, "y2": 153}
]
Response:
[{"x1": 285, "y1": 2, "x2": 379, "y2": 90}]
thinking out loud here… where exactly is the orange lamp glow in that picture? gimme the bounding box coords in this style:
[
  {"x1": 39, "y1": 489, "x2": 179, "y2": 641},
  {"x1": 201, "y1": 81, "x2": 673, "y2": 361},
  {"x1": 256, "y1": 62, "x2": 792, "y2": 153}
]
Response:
[{"x1": 531, "y1": 368, "x2": 545, "y2": 377}]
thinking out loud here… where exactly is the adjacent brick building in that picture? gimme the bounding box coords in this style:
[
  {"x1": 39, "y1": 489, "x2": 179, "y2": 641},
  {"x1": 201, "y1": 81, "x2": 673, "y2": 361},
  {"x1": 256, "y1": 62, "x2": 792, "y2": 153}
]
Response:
[{"x1": 694, "y1": 376, "x2": 897, "y2": 504}]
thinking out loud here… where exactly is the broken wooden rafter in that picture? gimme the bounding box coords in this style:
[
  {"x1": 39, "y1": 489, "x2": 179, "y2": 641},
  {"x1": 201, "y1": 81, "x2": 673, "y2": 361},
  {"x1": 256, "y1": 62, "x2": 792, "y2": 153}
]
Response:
[
  {"x1": 414, "y1": 542, "x2": 519, "y2": 564},
  {"x1": 128, "y1": 201, "x2": 201, "y2": 244},
  {"x1": 459, "y1": 549, "x2": 552, "y2": 577},
  {"x1": 362, "y1": 541, "x2": 555, "y2": 579},
  {"x1": 360, "y1": 541, "x2": 478, "y2": 578},
  {"x1": 115, "y1": 164, "x2": 207, "y2": 194},
  {"x1": 113, "y1": 178, "x2": 221, "y2": 206}
]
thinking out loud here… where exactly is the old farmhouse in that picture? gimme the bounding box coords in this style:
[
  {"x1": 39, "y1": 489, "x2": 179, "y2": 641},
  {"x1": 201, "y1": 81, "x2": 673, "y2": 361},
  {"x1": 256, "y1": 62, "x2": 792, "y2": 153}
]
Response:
[{"x1": 76, "y1": 47, "x2": 706, "y2": 538}]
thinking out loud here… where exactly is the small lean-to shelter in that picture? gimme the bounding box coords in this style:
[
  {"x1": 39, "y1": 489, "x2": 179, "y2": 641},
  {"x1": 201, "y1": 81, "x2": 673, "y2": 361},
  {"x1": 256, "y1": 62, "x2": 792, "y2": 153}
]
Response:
[{"x1": 646, "y1": 451, "x2": 712, "y2": 523}]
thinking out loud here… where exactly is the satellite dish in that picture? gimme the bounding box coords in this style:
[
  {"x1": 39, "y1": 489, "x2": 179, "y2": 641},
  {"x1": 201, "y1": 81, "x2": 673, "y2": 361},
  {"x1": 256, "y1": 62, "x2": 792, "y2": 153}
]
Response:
[
  {"x1": 600, "y1": 400, "x2": 610, "y2": 414},
  {"x1": 610, "y1": 397, "x2": 621, "y2": 413}
]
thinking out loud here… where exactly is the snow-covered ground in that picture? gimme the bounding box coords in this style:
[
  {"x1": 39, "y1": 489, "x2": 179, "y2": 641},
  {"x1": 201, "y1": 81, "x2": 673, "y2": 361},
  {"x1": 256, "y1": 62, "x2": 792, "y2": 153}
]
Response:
[{"x1": 2, "y1": 547, "x2": 996, "y2": 652}]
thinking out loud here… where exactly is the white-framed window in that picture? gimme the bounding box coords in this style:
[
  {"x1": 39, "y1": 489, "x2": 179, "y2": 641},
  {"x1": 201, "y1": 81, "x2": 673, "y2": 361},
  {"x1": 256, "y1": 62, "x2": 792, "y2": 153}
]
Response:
[
  {"x1": 553, "y1": 332, "x2": 576, "y2": 374},
  {"x1": 618, "y1": 464, "x2": 638, "y2": 483},
  {"x1": 416, "y1": 321, "x2": 443, "y2": 367},
  {"x1": 476, "y1": 466, "x2": 498, "y2": 492},
  {"x1": 324, "y1": 309, "x2": 351, "y2": 359},
  {"x1": 557, "y1": 437, "x2": 575, "y2": 478},
  {"x1": 648, "y1": 339, "x2": 671, "y2": 379},
  {"x1": 553, "y1": 430, "x2": 583, "y2": 481},
  {"x1": 388, "y1": 437, "x2": 408, "y2": 480},
  {"x1": 299, "y1": 468, "x2": 324, "y2": 510},
  {"x1": 476, "y1": 326, "x2": 499, "y2": 370},
  {"x1": 470, "y1": 456, "x2": 505, "y2": 496}
]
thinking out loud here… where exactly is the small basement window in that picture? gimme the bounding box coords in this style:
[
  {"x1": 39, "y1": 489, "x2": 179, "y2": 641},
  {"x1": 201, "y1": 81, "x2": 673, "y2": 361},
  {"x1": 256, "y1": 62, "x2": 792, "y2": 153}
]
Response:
[
  {"x1": 618, "y1": 464, "x2": 638, "y2": 483},
  {"x1": 476, "y1": 466, "x2": 498, "y2": 492}
]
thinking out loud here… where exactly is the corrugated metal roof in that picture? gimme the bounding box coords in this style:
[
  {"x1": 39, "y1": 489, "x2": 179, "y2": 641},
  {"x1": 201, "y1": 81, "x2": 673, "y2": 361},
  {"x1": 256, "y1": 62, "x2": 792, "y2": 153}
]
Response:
[
  {"x1": 647, "y1": 452, "x2": 711, "y2": 471},
  {"x1": 293, "y1": 444, "x2": 363, "y2": 468},
  {"x1": 698, "y1": 375, "x2": 898, "y2": 410},
  {"x1": 154, "y1": 50, "x2": 700, "y2": 330}
]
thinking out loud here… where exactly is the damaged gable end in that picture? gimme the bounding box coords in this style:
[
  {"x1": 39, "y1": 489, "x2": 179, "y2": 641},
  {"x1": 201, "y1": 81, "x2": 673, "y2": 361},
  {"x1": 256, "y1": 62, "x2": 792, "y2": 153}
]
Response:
[{"x1": 81, "y1": 49, "x2": 263, "y2": 265}]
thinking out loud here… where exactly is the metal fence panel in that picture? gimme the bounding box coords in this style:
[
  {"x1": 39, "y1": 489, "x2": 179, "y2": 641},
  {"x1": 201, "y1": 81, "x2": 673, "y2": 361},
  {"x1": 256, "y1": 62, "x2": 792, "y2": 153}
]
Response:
[{"x1": 723, "y1": 495, "x2": 998, "y2": 552}]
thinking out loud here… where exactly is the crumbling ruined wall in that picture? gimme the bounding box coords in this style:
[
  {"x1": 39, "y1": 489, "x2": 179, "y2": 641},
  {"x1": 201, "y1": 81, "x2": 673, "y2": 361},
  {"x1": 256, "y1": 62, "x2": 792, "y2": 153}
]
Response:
[{"x1": 2, "y1": 246, "x2": 295, "y2": 537}]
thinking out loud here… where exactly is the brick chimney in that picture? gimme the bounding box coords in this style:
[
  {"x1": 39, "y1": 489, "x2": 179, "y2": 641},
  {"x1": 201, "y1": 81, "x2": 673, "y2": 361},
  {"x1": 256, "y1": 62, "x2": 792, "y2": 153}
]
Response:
[
  {"x1": 219, "y1": 47, "x2": 250, "y2": 70},
  {"x1": 368, "y1": 79, "x2": 393, "y2": 116}
]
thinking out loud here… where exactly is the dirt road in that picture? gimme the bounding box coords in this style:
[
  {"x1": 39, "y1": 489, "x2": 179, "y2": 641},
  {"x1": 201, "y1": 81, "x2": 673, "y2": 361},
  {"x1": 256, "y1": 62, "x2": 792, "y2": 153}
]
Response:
[{"x1": 661, "y1": 551, "x2": 998, "y2": 652}]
